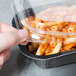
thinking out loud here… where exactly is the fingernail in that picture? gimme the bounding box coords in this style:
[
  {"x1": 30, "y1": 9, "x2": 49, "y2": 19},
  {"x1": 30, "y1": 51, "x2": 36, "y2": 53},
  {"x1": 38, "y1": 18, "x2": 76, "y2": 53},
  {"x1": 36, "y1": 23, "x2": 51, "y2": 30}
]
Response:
[{"x1": 18, "y1": 30, "x2": 28, "y2": 42}]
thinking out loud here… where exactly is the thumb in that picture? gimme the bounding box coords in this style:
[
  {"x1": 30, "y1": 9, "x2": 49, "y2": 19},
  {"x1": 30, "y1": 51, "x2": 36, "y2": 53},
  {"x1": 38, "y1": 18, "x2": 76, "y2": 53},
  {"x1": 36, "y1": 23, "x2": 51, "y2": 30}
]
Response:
[{"x1": 0, "y1": 30, "x2": 28, "y2": 52}]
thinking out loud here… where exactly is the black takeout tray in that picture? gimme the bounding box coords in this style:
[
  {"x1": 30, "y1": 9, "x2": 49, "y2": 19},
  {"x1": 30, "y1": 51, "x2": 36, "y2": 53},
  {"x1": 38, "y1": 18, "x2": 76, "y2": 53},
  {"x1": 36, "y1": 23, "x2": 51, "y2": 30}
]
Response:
[{"x1": 12, "y1": 7, "x2": 76, "y2": 68}]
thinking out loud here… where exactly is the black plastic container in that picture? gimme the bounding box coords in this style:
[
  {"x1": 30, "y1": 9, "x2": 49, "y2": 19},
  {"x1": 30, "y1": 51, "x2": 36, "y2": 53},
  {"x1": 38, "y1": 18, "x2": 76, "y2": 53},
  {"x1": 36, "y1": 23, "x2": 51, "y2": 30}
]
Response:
[
  {"x1": 12, "y1": 0, "x2": 76, "y2": 68},
  {"x1": 12, "y1": 17, "x2": 76, "y2": 68}
]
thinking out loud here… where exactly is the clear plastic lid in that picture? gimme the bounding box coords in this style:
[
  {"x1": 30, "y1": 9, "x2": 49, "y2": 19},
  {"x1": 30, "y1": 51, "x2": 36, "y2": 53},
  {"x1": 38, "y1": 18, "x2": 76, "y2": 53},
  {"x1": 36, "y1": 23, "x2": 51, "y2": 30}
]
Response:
[{"x1": 12, "y1": 0, "x2": 76, "y2": 43}]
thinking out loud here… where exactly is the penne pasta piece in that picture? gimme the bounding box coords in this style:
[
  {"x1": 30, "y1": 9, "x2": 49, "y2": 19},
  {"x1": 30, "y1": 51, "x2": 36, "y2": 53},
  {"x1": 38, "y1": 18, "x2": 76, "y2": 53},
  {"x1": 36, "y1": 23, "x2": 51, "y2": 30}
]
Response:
[
  {"x1": 36, "y1": 46, "x2": 42, "y2": 55},
  {"x1": 46, "y1": 42, "x2": 62, "y2": 55},
  {"x1": 36, "y1": 23, "x2": 44, "y2": 30},
  {"x1": 66, "y1": 22, "x2": 76, "y2": 32},
  {"x1": 52, "y1": 42, "x2": 62, "y2": 54},
  {"x1": 50, "y1": 36, "x2": 57, "y2": 46},
  {"x1": 42, "y1": 21, "x2": 63, "y2": 27},
  {"x1": 63, "y1": 43, "x2": 76, "y2": 51},
  {"x1": 45, "y1": 46, "x2": 55, "y2": 55},
  {"x1": 51, "y1": 25, "x2": 58, "y2": 31},
  {"x1": 44, "y1": 46, "x2": 51, "y2": 55},
  {"x1": 64, "y1": 37, "x2": 76, "y2": 44},
  {"x1": 36, "y1": 43, "x2": 48, "y2": 55},
  {"x1": 68, "y1": 27, "x2": 74, "y2": 32},
  {"x1": 46, "y1": 38, "x2": 62, "y2": 55},
  {"x1": 51, "y1": 24, "x2": 62, "y2": 31}
]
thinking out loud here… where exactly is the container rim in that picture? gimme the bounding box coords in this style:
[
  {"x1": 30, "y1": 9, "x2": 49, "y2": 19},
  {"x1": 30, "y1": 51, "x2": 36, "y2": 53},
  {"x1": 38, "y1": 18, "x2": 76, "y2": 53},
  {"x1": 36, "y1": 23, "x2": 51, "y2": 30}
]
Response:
[{"x1": 19, "y1": 45, "x2": 76, "y2": 60}]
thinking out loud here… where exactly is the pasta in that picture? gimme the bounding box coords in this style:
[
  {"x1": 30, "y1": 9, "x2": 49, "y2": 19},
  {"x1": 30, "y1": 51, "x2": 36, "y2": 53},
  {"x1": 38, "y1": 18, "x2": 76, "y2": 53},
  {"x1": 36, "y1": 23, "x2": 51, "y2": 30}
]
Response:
[
  {"x1": 21, "y1": 5, "x2": 76, "y2": 56},
  {"x1": 64, "y1": 37, "x2": 76, "y2": 44},
  {"x1": 46, "y1": 41, "x2": 62, "y2": 55},
  {"x1": 36, "y1": 43, "x2": 48, "y2": 55}
]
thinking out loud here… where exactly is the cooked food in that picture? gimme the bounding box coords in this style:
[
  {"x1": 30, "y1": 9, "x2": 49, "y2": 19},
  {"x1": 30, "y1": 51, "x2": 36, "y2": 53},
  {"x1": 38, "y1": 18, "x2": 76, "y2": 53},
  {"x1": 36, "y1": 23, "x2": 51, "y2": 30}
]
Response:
[{"x1": 21, "y1": 5, "x2": 76, "y2": 56}]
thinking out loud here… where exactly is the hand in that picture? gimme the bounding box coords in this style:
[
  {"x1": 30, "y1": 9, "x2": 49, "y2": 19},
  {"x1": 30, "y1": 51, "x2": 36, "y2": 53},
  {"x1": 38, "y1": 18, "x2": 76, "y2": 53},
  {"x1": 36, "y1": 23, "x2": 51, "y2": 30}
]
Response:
[{"x1": 0, "y1": 22, "x2": 28, "y2": 69}]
